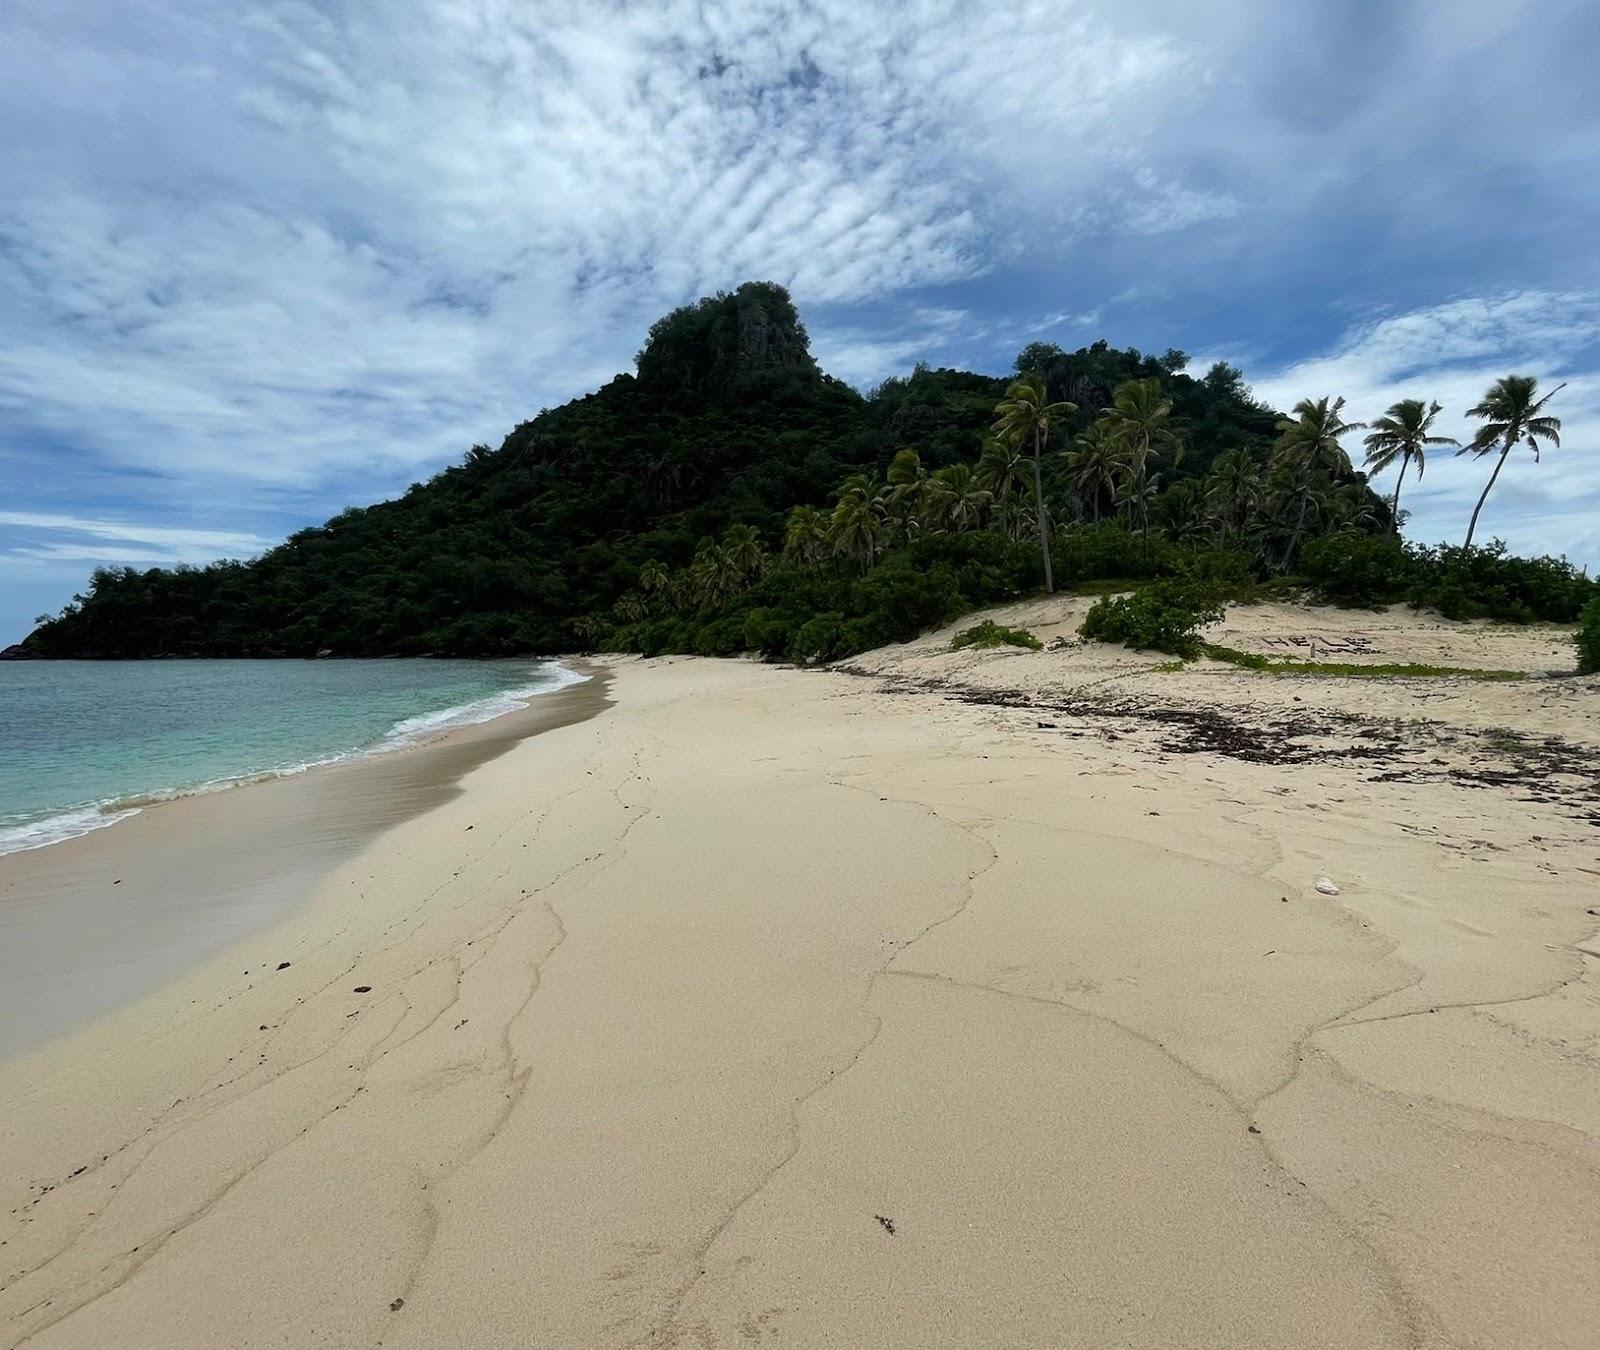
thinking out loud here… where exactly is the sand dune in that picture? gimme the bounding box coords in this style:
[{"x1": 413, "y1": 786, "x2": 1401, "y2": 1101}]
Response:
[{"x1": 3, "y1": 603, "x2": 1597, "y2": 1348}]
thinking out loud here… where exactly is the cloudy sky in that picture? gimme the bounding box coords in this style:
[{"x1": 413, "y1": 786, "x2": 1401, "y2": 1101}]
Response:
[{"x1": 2, "y1": 0, "x2": 1597, "y2": 644}]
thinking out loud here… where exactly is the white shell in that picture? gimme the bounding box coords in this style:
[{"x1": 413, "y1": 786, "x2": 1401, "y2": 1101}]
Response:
[{"x1": 1314, "y1": 877, "x2": 1341, "y2": 896}]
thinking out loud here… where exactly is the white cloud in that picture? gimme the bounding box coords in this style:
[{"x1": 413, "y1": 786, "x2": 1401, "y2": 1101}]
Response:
[
  {"x1": 0, "y1": 511, "x2": 274, "y2": 559},
  {"x1": 1, "y1": 0, "x2": 1597, "y2": 642},
  {"x1": 0, "y1": 0, "x2": 1223, "y2": 503}
]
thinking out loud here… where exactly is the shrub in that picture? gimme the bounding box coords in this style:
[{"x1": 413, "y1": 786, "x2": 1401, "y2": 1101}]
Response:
[
  {"x1": 741, "y1": 608, "x2": 793, "y2": 661},
  {"x1": 908, "y1": 531, "x2": 1041, "y2": 596},
  {"x1": 635, "y1": 618, "x2": 690, "y2": 657},
  {"x1": 1079, "y1": 580, "x2": 1225, "y2": 658},
  {"x1": 1406, "y1": 542, "x2": 1594, "y2": 624},
  {"x1": 789, "y1": 612, "x2": 848, "y2": 663},
  {"x1": 689, "y1": 614, "x2": 749, "y2": 657},
  {"x1": 1300, "y1": 533, "x2": 1412, "y2": 607},
  {"x1": 1176, "y1": 546, "x2": 1263, "y2": 593},
  {"x1": 1052, "y1": 521, "x2": 1176, "y2": 585},
  {"x1": 849, "y1": 561, "x2": 966, "y2": 643},
  {"x1": 950, "y1": 621, "x2": 1043, "y2": 652},
  {"x1": 1578, "y1": 597, "x2": 1600, "y2": 675}
]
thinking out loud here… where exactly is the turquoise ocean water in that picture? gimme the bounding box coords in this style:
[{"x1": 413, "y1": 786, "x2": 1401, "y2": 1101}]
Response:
[{"x1": 0, "y1": 659, "x2": 583, "y2": 857}]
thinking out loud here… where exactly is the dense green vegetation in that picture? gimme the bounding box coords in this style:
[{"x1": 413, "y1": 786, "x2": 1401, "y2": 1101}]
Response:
[
  {"x1": 1578, "y1": 599, "x2": 1600, "y2": 675},
  {"x1": 950, "y1": 621, "x2": 1042, "y2": 652},
  {"x1": 1079, "y1": 582, "x2": 1225, "y2": 659},
  {"x1": 1299, "y1": 535, "x2": 1594, "y2": 623},
  {"x1": 10, "y1": 282, "x2": 1585, "y2": 666}
]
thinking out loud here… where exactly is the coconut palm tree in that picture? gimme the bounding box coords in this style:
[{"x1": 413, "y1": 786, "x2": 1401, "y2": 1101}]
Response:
[
  {"x1": 1063, "y1": 423, "x2": 1124, "y2": 523},
  {"x1": 688, "y1": 540, "x2": 743, "y2": 610},
  {"x1": 1115, "y1": 472, "x2": 1161, "y2": 538},
  {"x1": 720, "y1": 523, "x2": 766, "y2": 579},
  {"x1": 1156, "y1": 478, "x2": 1210, "y2": 545},
  {"x1": 828, "y1": 475, "x2": 888, "y2": 575},
  {"x1": 1362, "y1": 399, "x2": 1456, "y2": 536},
  {"x1": 1205, "y1": 448, "x2": 1262, "y2": 543},
  {"x1": 1327, "y1": 481, "x2": 1384, "y2": 534},
  {"x1": 637, "y1": 559, "x2": 669, "y2": 595},
  {"x1": 1099, "y1": 378, "x2": 1183, "y2": 556},
  {"x1": 1271, "y1": 396, "x2": 1364, "y2": 568},
  {"x1": 976, "y1": 435, "x2": 1031, "y2": 540},
  {"x1": 883, "y1": 448, "x2": 928, "y2": 542},
  {"x1": 993, "y1": 374, "x2": 1077, "y2": 592},
  {"x1": 782, "y1": 505, "x2": 829, "y2": 567},
  {"x1": 924, "y1": 463, "x2": 992, "y2": 533},
  {"x1": 1460, "y1": 376, "x2": 1565, "y2": 549}
]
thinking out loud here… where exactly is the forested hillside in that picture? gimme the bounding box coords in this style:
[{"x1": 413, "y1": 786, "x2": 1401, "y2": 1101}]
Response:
[{"x1": 15, "y1": 282, "x2": 1394, "y2": 660}]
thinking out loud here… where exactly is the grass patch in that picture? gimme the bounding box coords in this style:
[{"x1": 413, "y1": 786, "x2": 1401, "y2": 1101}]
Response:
[
  {"x1": 950, "y1": 620, "x2": 1043, "y2": 652},
  {"x1": 1200, "y1": 643, "x2": 1523, "y2": 681}
]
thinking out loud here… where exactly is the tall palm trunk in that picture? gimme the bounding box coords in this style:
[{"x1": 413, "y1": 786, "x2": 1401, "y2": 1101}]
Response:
[
  {"x1": 1032, "y1": 427, "x2": 1054, "y2": 593},
  {"x1": 1464, "y1": 440, "x2": 1512, "y2": 549},
  {"x1": 1388, "y1": 454, "x2": 1409, "y2": 536},
  {"x1": 1280, "y1": 467, "x2": 1313, "y2": 570},
  {"x1": 1138, "y1": 464, "x2": 1150, "y2": 560}
]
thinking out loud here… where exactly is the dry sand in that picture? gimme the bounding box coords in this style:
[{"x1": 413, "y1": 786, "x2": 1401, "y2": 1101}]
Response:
[
  {"x1": 0, "y1": 672, "x2": 611, "y2": 1060},
  {"x1": 2, "y1": 605, "x2": 1597, "y2": 1349}
]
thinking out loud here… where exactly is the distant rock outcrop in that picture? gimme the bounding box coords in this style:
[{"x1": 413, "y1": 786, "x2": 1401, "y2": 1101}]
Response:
[{"x1": 634, "y1": 280, "x2": 819, "y2": 397}]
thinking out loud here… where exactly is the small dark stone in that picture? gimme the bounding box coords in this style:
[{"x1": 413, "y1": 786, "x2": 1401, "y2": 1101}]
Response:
[
  {"x1": 353, "y1": 986, "x2": 372, "y2": 994},
  {"x1": 259, "y1": 1025, "x2": 268, "y2": 1031},
  {"x1": 276, "y1": 962, "x2": 291, "y2": 970},
  {"x1": 1247, "y1": 1125, "x2": 1261, "y2": 1134},
  {"x1": 465, "y1": 825, "x2": 474, "y2": 831},
  {"x1": 112, "y1": 879, "x2": 122, "y2": 885},
  {"x1": 874, "y1": 1214, "x2": 896, "y2": 1236},
  {"x1": 389, "y1": 1298, "x2": 404, "y2": 1312}
]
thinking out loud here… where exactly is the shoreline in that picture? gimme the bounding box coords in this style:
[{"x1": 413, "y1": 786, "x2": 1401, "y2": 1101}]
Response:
[
  {"x1": 0, "y1": 664, "x2": 611, "y2": 1061},
  {"x1": 0, "y1": 660, "x2": 591, "y2": 860}
]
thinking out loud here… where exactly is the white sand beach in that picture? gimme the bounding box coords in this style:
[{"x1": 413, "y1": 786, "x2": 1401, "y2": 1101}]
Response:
[{"x1": 2, "y1": 605, "x2": 1597, "y2": 1349}]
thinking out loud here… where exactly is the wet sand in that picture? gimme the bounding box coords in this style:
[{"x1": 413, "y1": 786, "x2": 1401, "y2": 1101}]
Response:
[{"x1": 0, "y1": 669, "x2": 609, "y2": 1059}]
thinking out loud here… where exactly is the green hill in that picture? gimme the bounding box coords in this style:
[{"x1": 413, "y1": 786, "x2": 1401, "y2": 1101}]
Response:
[{"x1": 12, "y1": 282, "x2": 1388, "y2": 660}]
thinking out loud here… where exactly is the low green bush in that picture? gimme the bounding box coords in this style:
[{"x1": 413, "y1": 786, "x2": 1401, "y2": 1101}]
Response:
[
  {"x1": 1406, "y1": 541, "x2": 1594, "y2": 623},
  {"x1": 909, "y1": 531, "x2": 1042, "y2": 595},
  {"x1": 1300, "y1": 534, "x2": 1412, "y2": 607},
  {"x1": 789, "y1": 611, "x2": 848, "y2": 663},
  {"x1": 1176, "y1": 545, "x2": 1264, "y2": 596},
  {"x1": 1297, "y1": 536, "x2": 1594, "y2": 622},
  {"x1": 1079, "y1": 580, "x2": 1225, "y2": 658},
  {"x1": 1578, "y1": 597, "x2": 1600, "y2": 674},
  {"x1": 1052, "y1": 522, "x2": 1176, "y2": 585},
  {"x1": 950, "y1": 620, "x2": 1042, "y2": 652}
]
